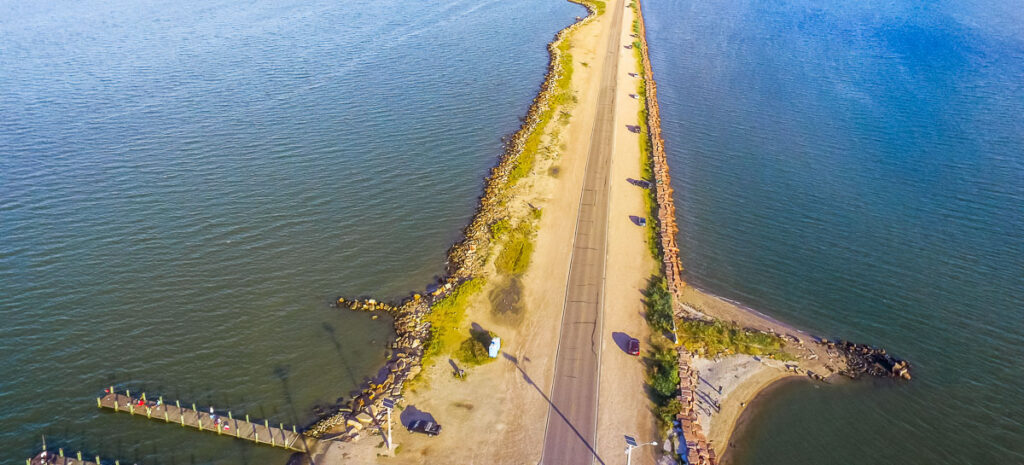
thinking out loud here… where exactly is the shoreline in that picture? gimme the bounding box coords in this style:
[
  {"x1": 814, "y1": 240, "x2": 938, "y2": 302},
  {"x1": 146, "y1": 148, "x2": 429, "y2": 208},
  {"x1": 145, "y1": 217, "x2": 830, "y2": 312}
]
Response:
[{"x1": 717, "y1": 374, "x2": 806, "y2": 464}]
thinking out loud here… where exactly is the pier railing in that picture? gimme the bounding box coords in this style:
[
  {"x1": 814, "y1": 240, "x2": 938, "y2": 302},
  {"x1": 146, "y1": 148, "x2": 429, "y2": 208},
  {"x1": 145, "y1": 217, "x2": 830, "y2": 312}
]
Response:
[{"x1": 28, "y1": 450, "x2": 105, "y2": 465}]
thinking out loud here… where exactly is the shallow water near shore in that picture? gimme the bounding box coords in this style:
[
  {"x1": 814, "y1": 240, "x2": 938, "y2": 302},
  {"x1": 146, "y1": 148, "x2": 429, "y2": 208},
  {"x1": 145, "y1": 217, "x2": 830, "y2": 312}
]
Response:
[
  {"x1": 644, "y1": 0, "x2": 1024, "y2": 462},
  {"x1": 0, "y1": 0, "x2": 581, "y2": 462}
]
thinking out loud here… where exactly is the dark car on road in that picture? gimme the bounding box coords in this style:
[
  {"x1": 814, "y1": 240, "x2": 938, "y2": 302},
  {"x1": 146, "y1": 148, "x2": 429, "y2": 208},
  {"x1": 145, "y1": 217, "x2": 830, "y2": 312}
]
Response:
[
  {"x1": 408, "y1": 419, "x2": 442, "y2": 436},
  {"x1": 627, "y1": 337, "x2": 640, "y2": 356}
]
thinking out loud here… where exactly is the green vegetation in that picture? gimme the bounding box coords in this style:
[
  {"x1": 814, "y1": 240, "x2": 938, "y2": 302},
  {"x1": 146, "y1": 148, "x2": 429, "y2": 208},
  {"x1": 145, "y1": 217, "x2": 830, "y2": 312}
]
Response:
[
  {"x1": 495, "y1": 222, "x2": 536, "y2": 276},
  {"x1": 677, "y1": 319, "x2": 790, "y2": 358},
  {"x1": 647, "y1": 346, "x2": 680, "y2": 398},
  {"x1": 490, "y1": 218, "x2": 511, "y2": 238},
  {"x1": 455, "y1": 327, "x2": 498, "y2": 367},
  {"x1": 654, "y1": 396, "x2": 682, "y2": 427},
  {"x1": 423, "y1": 278, "x2": 486, "y2": 361},
  {"x1": 643, "y1": 275, "x2": 674, "y2": 333},
  {"x1": 645, "y1": 341, "x2": 682, "y2": 428},
  {"x1": 572, "y1": 0, "x2": 605, "y2": 16}
]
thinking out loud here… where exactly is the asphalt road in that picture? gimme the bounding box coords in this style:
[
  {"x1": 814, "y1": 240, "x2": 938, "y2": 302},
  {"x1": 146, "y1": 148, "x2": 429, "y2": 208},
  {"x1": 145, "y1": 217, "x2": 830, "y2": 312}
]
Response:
[{"x1": 540, "y1": 1, "x2": 624, "y2": 464}]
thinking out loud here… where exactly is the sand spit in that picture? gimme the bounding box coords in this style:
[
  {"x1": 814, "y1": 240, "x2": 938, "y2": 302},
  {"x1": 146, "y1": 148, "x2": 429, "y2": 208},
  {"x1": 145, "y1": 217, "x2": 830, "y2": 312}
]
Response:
[{"x1": 297, "y1": 1, "x2": 609, "y2": 462}]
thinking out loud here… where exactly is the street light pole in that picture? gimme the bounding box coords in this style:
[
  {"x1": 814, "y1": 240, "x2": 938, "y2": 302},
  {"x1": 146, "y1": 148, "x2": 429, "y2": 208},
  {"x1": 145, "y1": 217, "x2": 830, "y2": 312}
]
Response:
[
  {"x1": 387, "y1": 406, "x2": 393, "y2": 451},
  {"x1": 382, "y1": 398, "x2": 396, "y2": 453},
  {"x1": 625, "y1": 439, "x2": 658, "y2": 465}
]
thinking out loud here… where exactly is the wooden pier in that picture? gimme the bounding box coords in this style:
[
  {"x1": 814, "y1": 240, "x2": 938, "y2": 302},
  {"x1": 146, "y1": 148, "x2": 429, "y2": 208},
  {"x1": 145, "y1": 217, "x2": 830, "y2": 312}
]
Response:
[
  {"x1": 97, "y1": 389, "x2": 313, "y2": 453},
  {"x1": 28, "y1": 450, "x2": 102, "y2": 465}
]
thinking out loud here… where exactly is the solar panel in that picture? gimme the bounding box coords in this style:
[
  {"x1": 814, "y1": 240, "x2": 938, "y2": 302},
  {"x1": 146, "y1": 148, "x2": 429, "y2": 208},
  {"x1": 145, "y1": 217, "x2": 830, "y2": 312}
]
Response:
[
  {"x1": 625, "y1": 435, "x2": 638, "y2": 447},
  {"x1": 382, "y1": 399, "x2": 395, "y2": 409}
]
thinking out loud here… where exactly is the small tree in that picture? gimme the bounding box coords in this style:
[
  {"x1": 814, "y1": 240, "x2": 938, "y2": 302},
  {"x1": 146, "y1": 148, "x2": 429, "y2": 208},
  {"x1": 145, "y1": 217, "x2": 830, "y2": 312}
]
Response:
[{"x1": 647, "y1": 348, "x2": 680, "y2": 399}]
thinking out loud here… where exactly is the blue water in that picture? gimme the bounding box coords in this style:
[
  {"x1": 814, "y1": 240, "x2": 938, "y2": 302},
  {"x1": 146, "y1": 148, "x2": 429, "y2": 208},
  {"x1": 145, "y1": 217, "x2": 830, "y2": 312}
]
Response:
[
  {"x1": 0, "y1": 0, "x2": 582, "y2": 462},
  {"x1": 643, "y1": 0, "x2": 1024, "y2": 462}
]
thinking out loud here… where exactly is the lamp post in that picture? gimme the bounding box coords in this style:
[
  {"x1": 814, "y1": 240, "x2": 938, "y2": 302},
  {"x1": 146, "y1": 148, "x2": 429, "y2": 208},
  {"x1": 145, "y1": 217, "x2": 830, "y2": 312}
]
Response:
[
  {"x1": 624, "y1": 435, "x2": 657, "y2": 465},
  {"x1": 382, "y1": 398, "x2": 396, "y2": 452}
]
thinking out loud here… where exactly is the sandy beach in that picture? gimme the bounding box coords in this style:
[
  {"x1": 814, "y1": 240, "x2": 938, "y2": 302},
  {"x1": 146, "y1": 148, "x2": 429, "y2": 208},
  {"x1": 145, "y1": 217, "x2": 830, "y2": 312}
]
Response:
[{"x1": 690, "y1": 356, "x2": 797, "y2": 456}]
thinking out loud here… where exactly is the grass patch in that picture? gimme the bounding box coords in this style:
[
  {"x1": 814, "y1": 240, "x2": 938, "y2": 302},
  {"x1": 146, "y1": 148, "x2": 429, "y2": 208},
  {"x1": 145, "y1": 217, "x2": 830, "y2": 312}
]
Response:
[
  {"x1": 643, "y1": 275, "x2": 674, "y2": 333},
  {"x1": 423, "y1": 278, "x2": 486, "y2": 361},
  {"x1": 455, "y1": 327, "x2": 498, "y2": 367},
  {"x1": 677, "y1": 319, "x2": 789, "y2": 358},
  {"x1": 490, "y1": 218, "x2": 511, "y2": 239},
  {"x1": 495, "y1": 222, "x2": 535, "y2": 276}
]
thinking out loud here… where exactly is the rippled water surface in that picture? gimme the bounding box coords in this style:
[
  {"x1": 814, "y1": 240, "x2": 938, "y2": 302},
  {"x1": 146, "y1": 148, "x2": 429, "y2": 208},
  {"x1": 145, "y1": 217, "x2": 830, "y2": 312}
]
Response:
[
  {"x1": 644, "y1": 0, "x2": 1023, "y2": 462},
  {"x1": 0, "y1": 0, "x2": 582, "y2": 462}
]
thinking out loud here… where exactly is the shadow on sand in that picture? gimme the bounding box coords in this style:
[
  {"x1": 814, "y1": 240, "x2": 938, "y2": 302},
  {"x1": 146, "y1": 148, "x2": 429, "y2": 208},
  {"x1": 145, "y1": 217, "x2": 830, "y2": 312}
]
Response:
[{"x1": 502, "y1": 353, "x2": 605, "y2": 465}]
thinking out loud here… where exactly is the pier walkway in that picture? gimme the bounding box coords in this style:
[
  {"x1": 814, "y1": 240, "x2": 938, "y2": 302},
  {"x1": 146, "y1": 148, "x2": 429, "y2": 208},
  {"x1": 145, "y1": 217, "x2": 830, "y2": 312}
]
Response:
[{"x1": 97, "y1": 389, "x2": 313, "y2": 453}]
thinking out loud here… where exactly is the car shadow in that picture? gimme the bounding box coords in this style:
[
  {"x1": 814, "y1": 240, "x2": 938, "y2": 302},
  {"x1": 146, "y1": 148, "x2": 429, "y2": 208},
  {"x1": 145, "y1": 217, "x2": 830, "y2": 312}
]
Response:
[
  {"x1": 626, "y1": 178, "x2": 651, "y2": 189},
  {"x1": 399, "y1": 404, "x2": 435, "y2": 428},
  {"x1": 612, "y1": 331, "x2": 633, "y2": 353}
]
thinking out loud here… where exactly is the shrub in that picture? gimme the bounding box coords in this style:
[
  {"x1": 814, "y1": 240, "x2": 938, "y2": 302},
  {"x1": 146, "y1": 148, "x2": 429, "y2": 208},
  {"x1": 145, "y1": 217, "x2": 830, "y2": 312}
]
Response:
[
  {"x1": 655, "y1": 397, "x2": 682, "y2": 426},
  {"x1": 455, "y1": 328, "x2": 497, "y2": 366},
  {"x1": 643, "y1": 276, "x2": 674, "y2": 333},
  {"x1": 647, "y1": 346, "x2": 680, "y2": 400}
]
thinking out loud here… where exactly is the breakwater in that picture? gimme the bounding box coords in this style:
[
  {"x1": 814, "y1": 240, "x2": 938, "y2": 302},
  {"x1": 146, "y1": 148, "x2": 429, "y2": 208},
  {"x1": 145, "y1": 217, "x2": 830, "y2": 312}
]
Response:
[
  {"x1": 633, "y1": 1, "x2": 720, "y2": 463},
  {"x1": 305, "y1": 0, "x2": 603, "y2": 441},
  {"x1": 632, "y1": 0, "x2": 686, "y2": 296}
]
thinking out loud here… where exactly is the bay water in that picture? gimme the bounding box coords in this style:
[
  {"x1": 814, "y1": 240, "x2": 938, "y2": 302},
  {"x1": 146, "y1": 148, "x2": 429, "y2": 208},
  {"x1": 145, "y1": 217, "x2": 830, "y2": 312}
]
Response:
[
  {"x1": 643, "y1": 0, "x2": 1023, "y2": 462},
  {"x1": 0, "y1": 0, "x2": 582, "y2": 462}
]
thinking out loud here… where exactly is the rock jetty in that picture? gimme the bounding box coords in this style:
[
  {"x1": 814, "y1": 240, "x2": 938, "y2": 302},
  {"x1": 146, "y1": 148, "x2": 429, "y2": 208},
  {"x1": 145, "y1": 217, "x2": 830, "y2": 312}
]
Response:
[
  {"x1": 305, "y1": 296, "x2": 431, "y2": 439},
  {"x1": 633, "y1": 0, "x2": 685, "y2": 297},
  {"x1": 822, "y1": 338, "x2": 912, "y2": 380},
  {"x1": 633, "y1": 4, "x2": 717, "y2": 462}
]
